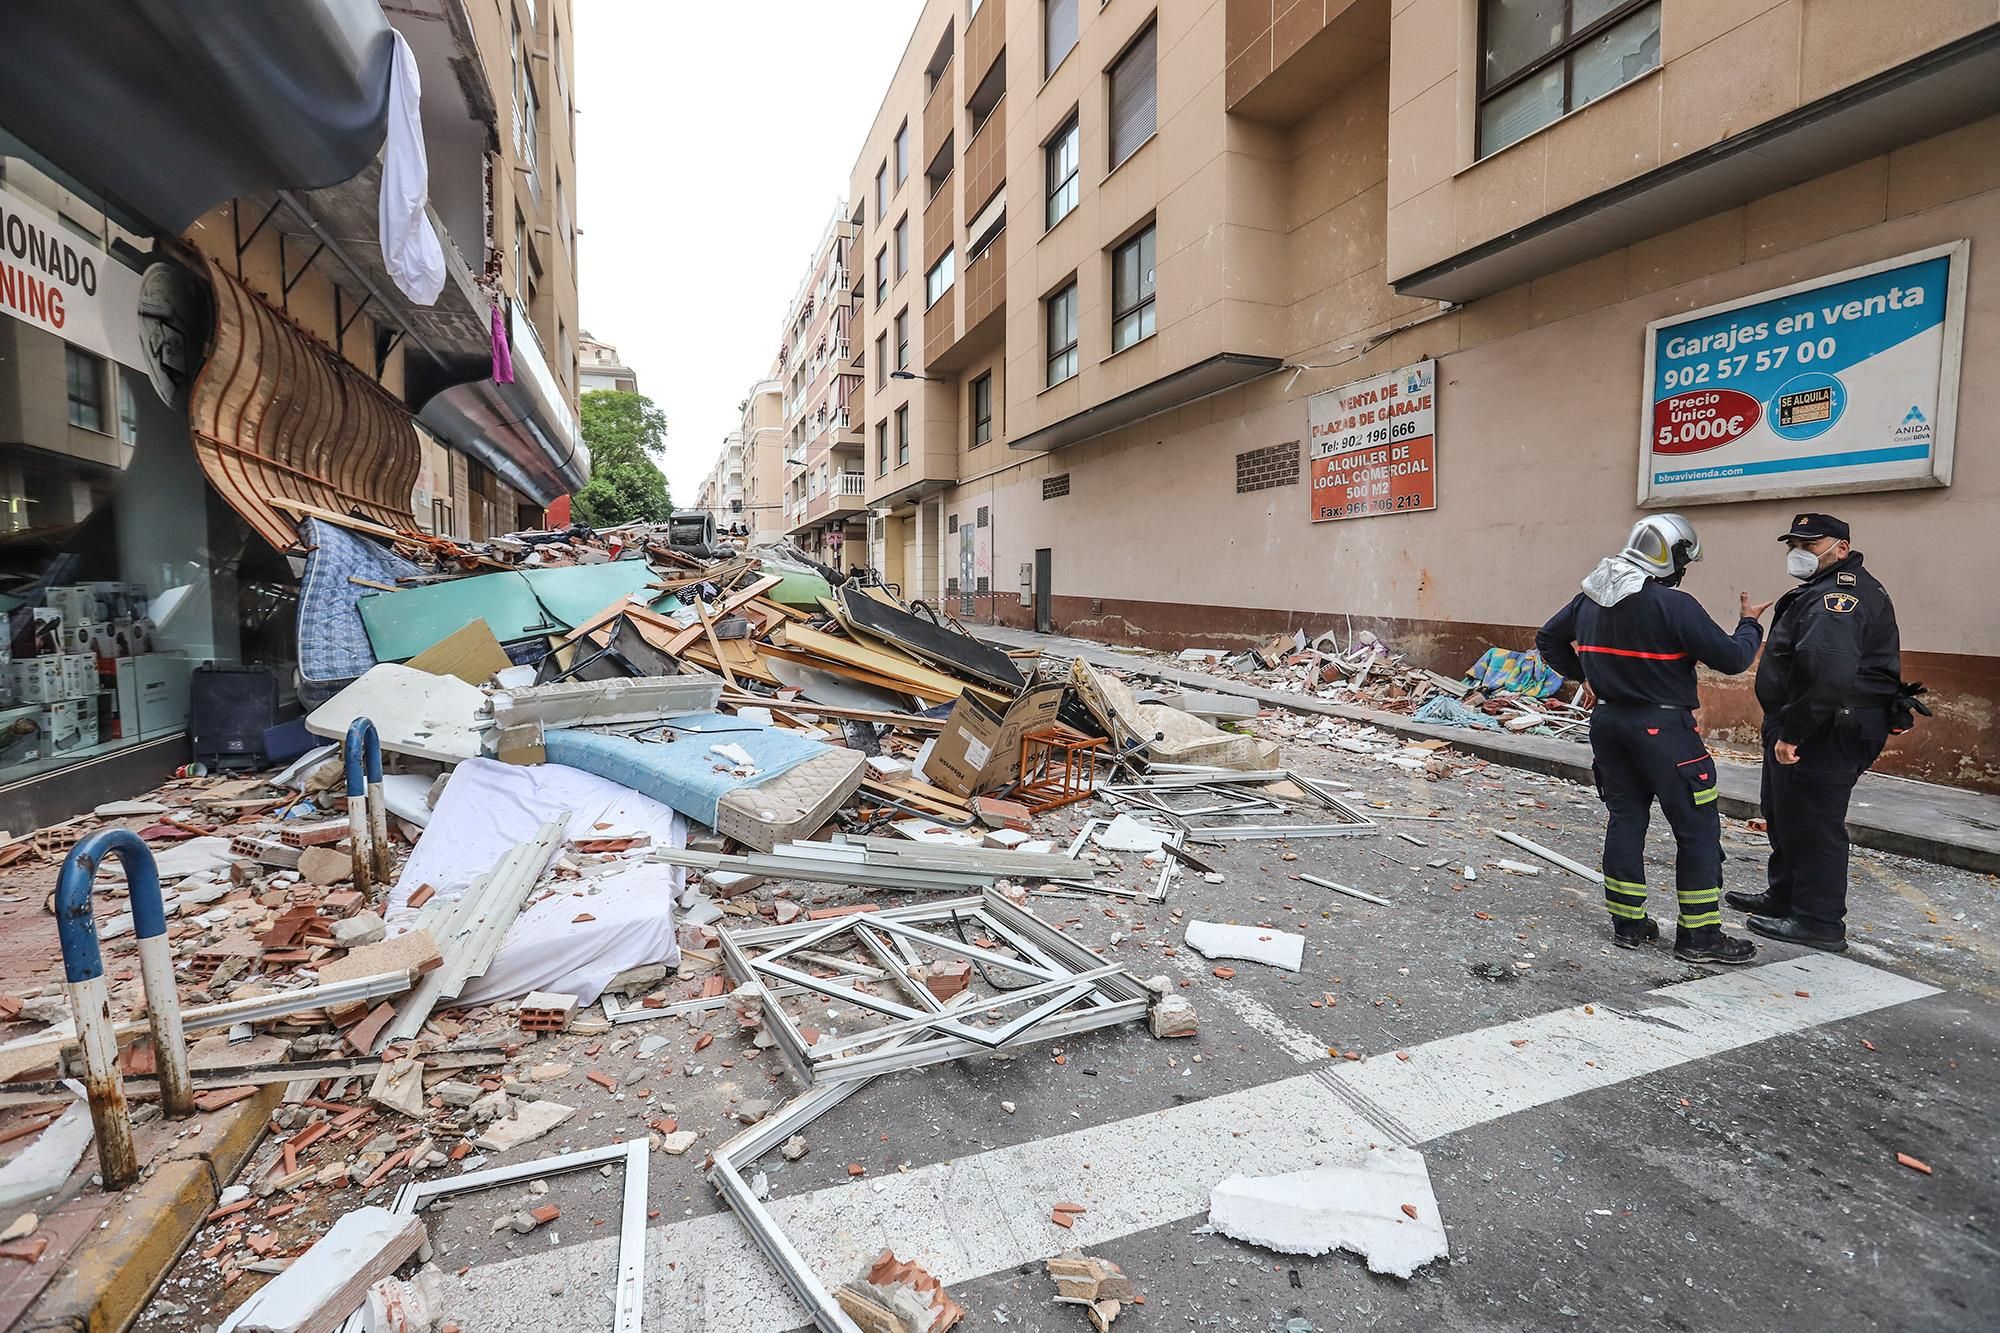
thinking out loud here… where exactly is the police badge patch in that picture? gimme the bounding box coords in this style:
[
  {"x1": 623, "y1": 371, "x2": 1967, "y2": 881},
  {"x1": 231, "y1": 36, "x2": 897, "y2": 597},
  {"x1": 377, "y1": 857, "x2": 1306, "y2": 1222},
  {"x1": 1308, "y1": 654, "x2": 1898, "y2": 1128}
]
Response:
[
  {"x1": 1837, "y1": 572, "x2": 1857, "y2": 585},
  {"x1": 1823, "y1": 592, "x2": 1859, "y2": 614}
]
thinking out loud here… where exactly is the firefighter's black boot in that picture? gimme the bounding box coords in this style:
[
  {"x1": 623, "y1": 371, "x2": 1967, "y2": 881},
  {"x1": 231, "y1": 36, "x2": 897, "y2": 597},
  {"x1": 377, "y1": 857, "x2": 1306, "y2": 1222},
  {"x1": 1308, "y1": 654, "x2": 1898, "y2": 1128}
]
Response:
[
  {"x1": 1612, "y1": 916, "x2": 1660, "y2": 950},
  {"x1": 1673, "y1": 924, "x2": 1758, "y2": 965}
]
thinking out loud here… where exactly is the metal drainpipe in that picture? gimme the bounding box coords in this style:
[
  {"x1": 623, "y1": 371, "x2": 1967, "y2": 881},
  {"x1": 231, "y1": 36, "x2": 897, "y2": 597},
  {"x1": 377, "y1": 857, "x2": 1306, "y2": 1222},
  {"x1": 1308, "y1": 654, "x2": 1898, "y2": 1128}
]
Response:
[
  {"x1": 344, "y1": 717, "x2": 390, "y2": 892},
  {"x1": 56, "y1": 829, "x2": 195, "y2": 1189}
]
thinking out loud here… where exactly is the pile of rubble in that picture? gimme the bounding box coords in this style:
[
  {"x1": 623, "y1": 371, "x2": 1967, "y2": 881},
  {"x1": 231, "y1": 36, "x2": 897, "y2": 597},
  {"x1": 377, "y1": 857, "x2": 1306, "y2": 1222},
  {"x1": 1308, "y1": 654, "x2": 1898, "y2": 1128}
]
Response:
[
  {"x1": 0, "y1": 515, "x2": 1505, "y2": 1330},
  {"x1": 1148, "y1": 628, "x2": 1591, "y2": 739}
]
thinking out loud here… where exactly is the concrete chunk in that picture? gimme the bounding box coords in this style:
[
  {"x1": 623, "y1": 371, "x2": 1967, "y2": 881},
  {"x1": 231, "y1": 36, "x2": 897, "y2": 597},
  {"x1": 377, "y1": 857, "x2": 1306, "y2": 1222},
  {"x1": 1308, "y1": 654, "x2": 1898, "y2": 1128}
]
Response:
[{"x1": 473, "y1": 1100, "x2": 575, "y2": 1153}]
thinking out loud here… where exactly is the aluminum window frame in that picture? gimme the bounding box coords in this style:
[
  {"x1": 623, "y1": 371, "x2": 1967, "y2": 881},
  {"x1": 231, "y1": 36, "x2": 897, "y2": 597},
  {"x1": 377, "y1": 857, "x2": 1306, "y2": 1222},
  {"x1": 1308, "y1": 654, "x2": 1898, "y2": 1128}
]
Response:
[
  {"x1": 896, "y1": 403, "x2": 910, "y2": 466},
  {"x1": 388, "y1": 1138, "x2": 648, "y2": 1333},
  {"x1": 925, "y1": 246, "x2": 956, "y2": 309},
  {"x1": 970, "y1": 371, "x2": 993, "y2": 446},
  {"x1": 894, "y1": 215, "x2": 909, "y2": 277},
  {"x1": 1110, "y1": 222, "x2": 1156, "y2": 352},
  {"x1": 1046, "y1": 280, "x2": 1079, "y2": 386},
  {"x1": 895, "y1": 308, "x2": 910, "y2": 369},
  {"x1": 894, "y1": 120, "x2": 910, "y2": 186},
  {"x1": 1475, "y1": 0, "x2": 1660, "y2": 158},
  {"x1": 1045, "y1": 112, "x2": 1080, "y2": 230}
]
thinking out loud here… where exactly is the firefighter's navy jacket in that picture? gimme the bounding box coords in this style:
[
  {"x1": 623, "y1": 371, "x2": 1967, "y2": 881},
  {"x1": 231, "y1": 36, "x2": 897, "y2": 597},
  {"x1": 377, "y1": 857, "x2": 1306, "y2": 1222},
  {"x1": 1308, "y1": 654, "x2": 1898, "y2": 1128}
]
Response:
[
  {"x1": 1754, "y1": 551, "x2": 1900, "y2": 745},
  {"x1": 1537, "y1": 581, "x2": 1763, "y2": 709}
]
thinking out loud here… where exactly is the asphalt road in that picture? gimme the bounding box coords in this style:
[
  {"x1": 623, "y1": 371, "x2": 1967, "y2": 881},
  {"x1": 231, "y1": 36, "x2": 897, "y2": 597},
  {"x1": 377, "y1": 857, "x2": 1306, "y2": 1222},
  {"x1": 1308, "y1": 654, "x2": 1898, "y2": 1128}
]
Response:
[{"x1": 400, "y1": 739, "x2": 1997, "y2": 1333}]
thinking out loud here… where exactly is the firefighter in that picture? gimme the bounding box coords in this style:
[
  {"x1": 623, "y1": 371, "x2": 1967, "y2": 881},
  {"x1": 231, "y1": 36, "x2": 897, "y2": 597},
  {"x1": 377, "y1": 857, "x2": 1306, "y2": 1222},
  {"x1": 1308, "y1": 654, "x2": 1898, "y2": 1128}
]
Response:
[
  {"x1": 1537, "y1": 515, "x2": 1772, "y2": 963},
  {"x1": 1725, "y1": 513, "x2": 1903, "y2": 952}
]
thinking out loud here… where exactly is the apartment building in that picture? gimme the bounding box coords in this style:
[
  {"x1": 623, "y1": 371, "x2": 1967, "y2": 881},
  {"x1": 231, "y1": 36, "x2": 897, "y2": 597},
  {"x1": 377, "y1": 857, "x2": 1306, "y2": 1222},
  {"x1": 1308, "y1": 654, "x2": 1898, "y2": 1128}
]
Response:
[
  {"x1": 832, "y1": 0, "x2": 2000, "y2": 790},
  {"x1": 579, "y1": 332, "x2": 639, "y2": 393},
  {"x1": 776, "y1": 211, "x2": 871, "y2": 569},
  {"x1": 694, "y1": 375, "x2": 788, "y2": 540},
  {"x1": 0, "y1": 0, "x2": 586, "y2": 823}
]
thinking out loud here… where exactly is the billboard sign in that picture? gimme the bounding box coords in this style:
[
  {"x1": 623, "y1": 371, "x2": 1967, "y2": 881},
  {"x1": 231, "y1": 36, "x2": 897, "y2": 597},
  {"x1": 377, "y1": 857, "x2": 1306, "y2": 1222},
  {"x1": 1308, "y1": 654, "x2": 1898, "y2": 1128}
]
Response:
[
  {"x1": 1641, "y1": 241, "x2": 1966, "y2": 506},
  {"x1": 1308, "y1": 359, "x2": 1436, "y2": 522}
]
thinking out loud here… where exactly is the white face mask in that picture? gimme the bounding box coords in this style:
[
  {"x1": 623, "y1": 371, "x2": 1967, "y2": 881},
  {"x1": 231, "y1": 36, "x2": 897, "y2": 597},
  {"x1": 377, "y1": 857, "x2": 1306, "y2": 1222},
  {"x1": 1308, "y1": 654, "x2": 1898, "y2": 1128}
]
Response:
[{"x1": 1786, "y1": 547, "x2": 1821, "y2": 580}]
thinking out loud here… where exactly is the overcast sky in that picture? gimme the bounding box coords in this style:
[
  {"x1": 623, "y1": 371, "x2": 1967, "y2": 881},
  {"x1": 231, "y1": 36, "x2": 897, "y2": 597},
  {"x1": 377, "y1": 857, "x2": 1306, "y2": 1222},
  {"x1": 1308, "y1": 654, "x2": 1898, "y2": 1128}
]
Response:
[{"x1": 574, "y1": 0, "x2": 925, "y2": 502}]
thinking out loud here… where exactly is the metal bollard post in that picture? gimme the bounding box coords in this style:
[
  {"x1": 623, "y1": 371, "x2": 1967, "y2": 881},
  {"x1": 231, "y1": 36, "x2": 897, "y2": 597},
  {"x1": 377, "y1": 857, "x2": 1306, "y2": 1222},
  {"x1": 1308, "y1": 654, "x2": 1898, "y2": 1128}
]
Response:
[
  {"x1": 56, "y1": 828, "x2": 195, "y2": 1190},
  {"x1": 344, "y1": 717, "x2": 391, "y2": 891}
]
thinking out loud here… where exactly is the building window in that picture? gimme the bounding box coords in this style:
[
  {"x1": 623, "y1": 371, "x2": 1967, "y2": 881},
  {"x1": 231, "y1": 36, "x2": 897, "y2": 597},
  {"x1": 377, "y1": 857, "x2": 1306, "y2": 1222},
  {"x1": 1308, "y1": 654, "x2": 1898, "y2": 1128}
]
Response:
[
  {"x1": 1046, "y1": 113, "x2": 1080, "y2": 230},
  {"x1": 1111, "y1": 224, "x2": 1156, "y2": 352},
  {"x1": 876, "y1": 164, "x2": 888, "y2": 220},
  {"x1": 876, "y1": 332, "x2": 889, "y2": 388},
  {"x1": 1044, "y1": 0, "x2": 1077, "y2": 77},
  {"x1": 970, "y1": 373, "x2": 993, "y2": 446},
  {"x1": 1235, "y1": 441, "x2": 1302, "y2": 493},
  {"x1": 876, "y1": 246, "x2": 889, "y2": 305},
  {"x1": 896, "y1": 308, "x2": 910, "y2": 369},
  {"x1": 877, "y1": 420, "x2": 889, "y2": 475},
  {"x1": 65, "y1": 347, "x2": 105, "y2": 432},
  {"x1": 1479, "y1": 0, "x2": 1661, "y2": 158},
  {"x1": 894, "y1": 121, "x2": 909, "y2": 186},
  {"x1": 925, "y1": 248, "x2": 956, "y2": 308},
  {"x1": 117, "y1": 374, "x2": 139, "y2": 444},
  {"x1": 1046, "y1": 281, "x2": 1078, "y2": 387},
  {"x1": 1042, "y1": 472, "x2": 1070, "y2": 500},
  {"x1": 894, "y1": 216, "x2": 909, "y2": 277},
  {"x1": 896, "y1": 405, "x2": 911, "y2": 467},
  {"x1": 1109, "y1": 22, "x2": 1158, "y2": 169}
]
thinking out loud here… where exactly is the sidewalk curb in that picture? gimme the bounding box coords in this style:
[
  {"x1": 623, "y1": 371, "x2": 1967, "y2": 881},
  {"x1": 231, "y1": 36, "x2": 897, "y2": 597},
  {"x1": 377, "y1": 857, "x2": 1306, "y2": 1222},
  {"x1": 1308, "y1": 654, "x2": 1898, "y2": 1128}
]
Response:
[
  {"x1": 988, "y1": 631, "x2": 2000, "y2": 878},
  {"x1": 23, "y1": 1085, "x2": 280, "y2": 1332}
]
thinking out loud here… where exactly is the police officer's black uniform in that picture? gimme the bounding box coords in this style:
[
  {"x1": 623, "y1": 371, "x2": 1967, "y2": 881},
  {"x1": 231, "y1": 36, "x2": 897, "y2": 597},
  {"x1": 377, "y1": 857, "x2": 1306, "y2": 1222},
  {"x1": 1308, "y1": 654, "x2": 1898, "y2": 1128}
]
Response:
[
  {"x1": 1538, "y1": 574, "x2": 1762, "y2": 963},
  {"x1": 1728, "y1": 514, "x2": 1900, "y2": 951}
]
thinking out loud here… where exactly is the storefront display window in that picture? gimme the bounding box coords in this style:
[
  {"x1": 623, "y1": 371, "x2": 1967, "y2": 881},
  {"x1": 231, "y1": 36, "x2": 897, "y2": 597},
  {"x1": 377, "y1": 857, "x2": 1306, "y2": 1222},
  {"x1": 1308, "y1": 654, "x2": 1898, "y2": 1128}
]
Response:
[{"x1": 0, "y1": 138, "x2": 294, "y2": 787}]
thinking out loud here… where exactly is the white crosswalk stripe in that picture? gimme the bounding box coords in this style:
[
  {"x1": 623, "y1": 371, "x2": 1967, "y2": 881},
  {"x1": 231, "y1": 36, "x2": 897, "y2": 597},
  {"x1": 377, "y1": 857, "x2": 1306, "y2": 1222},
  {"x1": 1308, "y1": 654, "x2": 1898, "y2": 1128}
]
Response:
[{"x1": 444, "y1": 954, "x2": 1938, "y2": 1331}]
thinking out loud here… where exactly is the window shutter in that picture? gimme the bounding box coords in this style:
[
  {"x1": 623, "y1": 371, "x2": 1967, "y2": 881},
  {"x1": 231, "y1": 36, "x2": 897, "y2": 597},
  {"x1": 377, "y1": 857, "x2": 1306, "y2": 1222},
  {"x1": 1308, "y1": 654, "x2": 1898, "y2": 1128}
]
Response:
[
  {"x1": 1109, "y1": 24, "x2": 1157, "y2": 168},
  {"x1": 1045, "y1": 0, "x2": 1077, "y2": 76}
]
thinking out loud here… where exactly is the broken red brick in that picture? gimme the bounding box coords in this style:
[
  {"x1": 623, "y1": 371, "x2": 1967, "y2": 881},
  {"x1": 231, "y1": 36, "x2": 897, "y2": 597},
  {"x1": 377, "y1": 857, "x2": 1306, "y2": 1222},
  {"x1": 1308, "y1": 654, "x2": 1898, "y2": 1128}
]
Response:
[
  {"x1": 1896, "y1": 1153, "x2": 1933, "y2": 1175},
  {"x1": 847, "y1": 1164, "x2": 866, "y2": 1176},
  {"x1": 530, "y1": 1204, "x2": 561, "y2": 1225},
  {"x1": 1212, "y1": 967, "x2": 1236, "y2": 980},
  {"x1": 1400, "y1": 1204, "x2": 1419, "y2": 1219},
  {"x1": 1049, "y1": 1210, "x2": 1074, "y2": 1229},
  {"x1": 586, "y1": 1071, "x2": 617, "y2": 1091},
  {"x1": 192, "y1": 1086, "x2": 258, "y2": 1112},
  {"x1": 573, "y1": 913, "x2": 596, "y2": 923},
  {"x1": 693, "y1": 1033, "x2": 715, "y2": 1052},
  {"x1": 0, "y1": 1236, "x2": 49, "y2": 1264},
  {"x1": 406, "y1": 885, "x2": 435, "y2": 909}
]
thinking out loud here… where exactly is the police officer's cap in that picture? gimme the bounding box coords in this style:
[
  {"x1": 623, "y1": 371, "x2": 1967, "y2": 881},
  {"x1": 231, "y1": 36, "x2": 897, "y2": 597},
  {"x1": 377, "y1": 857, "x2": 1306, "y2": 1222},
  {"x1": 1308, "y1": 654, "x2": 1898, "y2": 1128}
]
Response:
[{"x1": 1778, "y1": 512, "x2": 1849, "y2": 543}]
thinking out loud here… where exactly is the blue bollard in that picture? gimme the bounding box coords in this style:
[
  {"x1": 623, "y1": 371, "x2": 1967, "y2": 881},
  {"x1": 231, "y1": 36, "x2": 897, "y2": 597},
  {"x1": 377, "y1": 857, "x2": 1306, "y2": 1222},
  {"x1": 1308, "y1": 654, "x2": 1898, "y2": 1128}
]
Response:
[
  {"x1": 56, "y1": 828, "x2": 195, "y2": 1190},
  {"x1": 344, "y1": 717, "x2": 391, "y2": 891}
]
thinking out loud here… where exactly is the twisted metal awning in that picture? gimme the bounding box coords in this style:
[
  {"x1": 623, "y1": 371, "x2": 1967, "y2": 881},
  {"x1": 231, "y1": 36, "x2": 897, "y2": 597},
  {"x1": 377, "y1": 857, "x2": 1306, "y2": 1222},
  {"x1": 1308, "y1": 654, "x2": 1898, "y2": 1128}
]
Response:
[{"x1": 189, "y1": 255, "x2": 420, "y2": 550}]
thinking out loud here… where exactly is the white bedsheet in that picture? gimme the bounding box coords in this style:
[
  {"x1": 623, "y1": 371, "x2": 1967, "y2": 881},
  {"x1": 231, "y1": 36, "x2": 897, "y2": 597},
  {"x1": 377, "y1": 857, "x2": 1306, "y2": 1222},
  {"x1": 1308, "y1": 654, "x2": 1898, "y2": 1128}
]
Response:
[{"x1": 388, "y1": 758, "x2": 686, "y2": 1006}]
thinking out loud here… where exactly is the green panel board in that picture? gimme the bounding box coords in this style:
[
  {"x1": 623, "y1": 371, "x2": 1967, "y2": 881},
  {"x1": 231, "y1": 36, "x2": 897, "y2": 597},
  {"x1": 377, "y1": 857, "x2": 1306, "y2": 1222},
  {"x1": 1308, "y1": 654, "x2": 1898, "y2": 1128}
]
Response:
[{"x1": 357, "y1": 560, "x2": 672, "y2": 661}]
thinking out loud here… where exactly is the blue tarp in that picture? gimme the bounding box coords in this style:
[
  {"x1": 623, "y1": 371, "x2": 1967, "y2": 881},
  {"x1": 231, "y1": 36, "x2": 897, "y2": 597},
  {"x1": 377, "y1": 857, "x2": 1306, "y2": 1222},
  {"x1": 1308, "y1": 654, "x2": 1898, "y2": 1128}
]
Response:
[{"x1": 541, "y1": 715, "x2": 829, "y2": 828}]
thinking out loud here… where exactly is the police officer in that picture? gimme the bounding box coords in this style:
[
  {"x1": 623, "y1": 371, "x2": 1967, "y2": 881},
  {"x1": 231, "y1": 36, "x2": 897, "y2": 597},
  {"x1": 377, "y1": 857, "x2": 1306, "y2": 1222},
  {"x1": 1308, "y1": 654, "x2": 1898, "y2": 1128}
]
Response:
[
  {"x1": 1725, "y1": 514, "x2": 1901, "y2": 952},
  {"x1": 1538, "y1": 515, "x2": 1772, "y2": 963}
]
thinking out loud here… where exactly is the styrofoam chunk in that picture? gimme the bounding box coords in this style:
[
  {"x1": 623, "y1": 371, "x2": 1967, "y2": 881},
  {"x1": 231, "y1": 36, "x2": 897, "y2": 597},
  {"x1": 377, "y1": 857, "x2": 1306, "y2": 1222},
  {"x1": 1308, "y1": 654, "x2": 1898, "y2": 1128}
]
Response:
[
  {"x1": 1183, "y1": 921, "x2": 1304, "y2": 971},
  {"x1": 1095, "y1": 814, "x2": 1171, "y2": 853},
  {"x1": 1207, "y1": 1148, "x2": 1449, "y2": 1278}
]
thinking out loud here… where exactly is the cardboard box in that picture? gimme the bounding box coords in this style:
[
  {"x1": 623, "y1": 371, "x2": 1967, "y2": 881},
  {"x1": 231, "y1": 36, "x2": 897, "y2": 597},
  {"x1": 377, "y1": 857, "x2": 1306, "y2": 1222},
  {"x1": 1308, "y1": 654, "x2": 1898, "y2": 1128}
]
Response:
[
  {"x1": 61, "y1": 654, "x2": 97, "y2": 700},
  {"x1": 0, "y1": 705, "x2": 43, "y2": 765},
  {"x1": 46, "y1": 586, "x2": 98, "y2": 626},
  {"x1": 132, "y1": 654, "x2": 193, "y2": 737},
  {"x1": 42, "y1": 700, "x2": 85, "y2": 754},
  {"x1": 61, "y1": 620, "x2": 108, "y2": 656},
  {"x1": 923, "y1": 682, "x2": 1065, "y2": 798},
  {"x1": 29, "y1": 609, "x2": 63, "y2": 657},
  {"x1": 12, "y1": 657, "x2": 64, "y2": 704}
]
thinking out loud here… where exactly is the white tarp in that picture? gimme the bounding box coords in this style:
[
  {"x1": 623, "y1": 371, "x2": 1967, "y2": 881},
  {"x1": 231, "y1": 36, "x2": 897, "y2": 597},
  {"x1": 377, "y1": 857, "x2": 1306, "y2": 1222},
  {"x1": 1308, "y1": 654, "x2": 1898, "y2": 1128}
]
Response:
[
  {"x1": 379, "y1": 30, "x2": 446, "y2": 304},
  {"x1": 388, "y1": 758, "x2": 687, "y2": 1005}
]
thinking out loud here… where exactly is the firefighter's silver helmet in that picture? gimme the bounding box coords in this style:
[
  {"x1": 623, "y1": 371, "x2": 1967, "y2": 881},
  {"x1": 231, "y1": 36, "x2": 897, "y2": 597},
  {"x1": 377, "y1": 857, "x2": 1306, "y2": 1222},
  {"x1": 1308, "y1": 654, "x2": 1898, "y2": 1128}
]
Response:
[{"x1": 1622, "y1": 514, "x2": 1701, "y2": 580}]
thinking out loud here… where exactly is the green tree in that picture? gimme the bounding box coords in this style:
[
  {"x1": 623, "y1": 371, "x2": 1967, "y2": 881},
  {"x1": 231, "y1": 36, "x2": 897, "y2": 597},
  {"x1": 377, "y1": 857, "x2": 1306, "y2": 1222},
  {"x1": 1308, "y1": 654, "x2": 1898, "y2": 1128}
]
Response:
[{"x1": 571, "y1": 389, "x2": 673, "y2": 526}]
